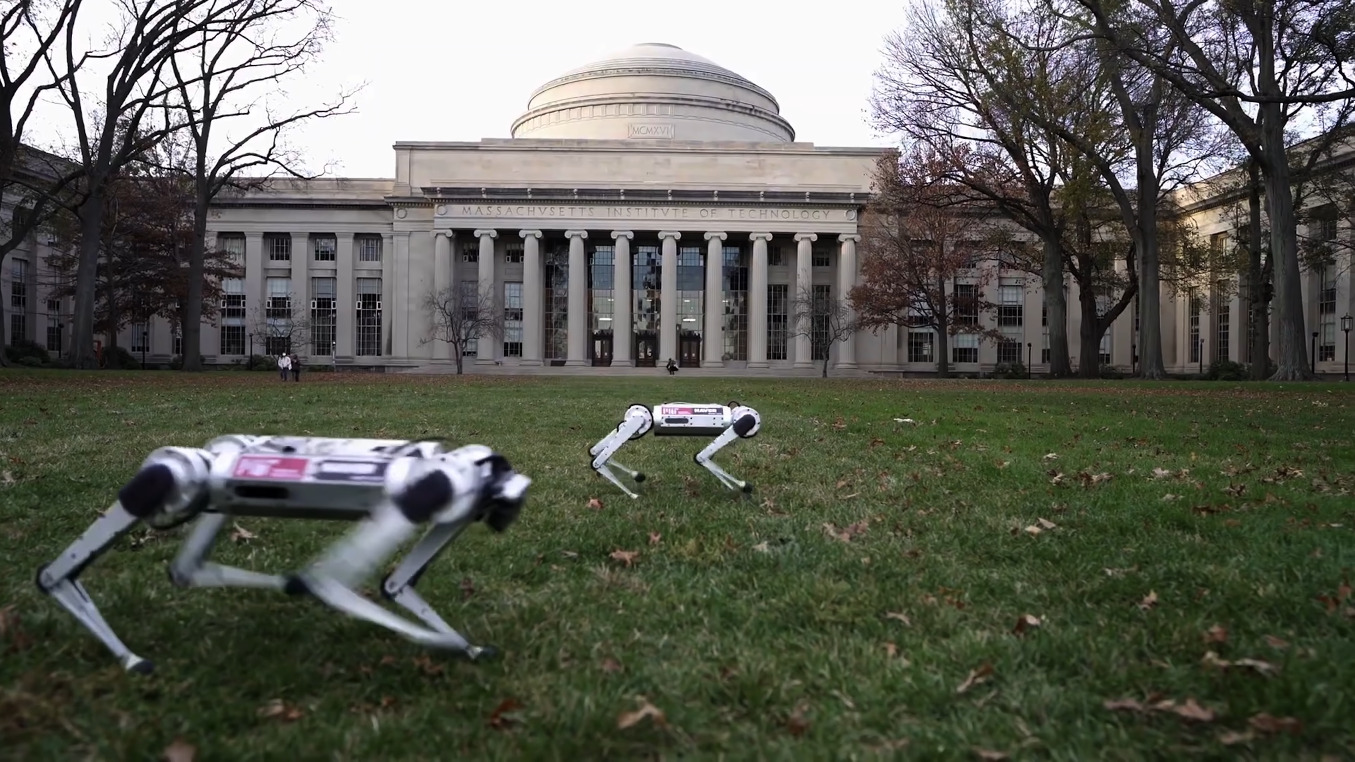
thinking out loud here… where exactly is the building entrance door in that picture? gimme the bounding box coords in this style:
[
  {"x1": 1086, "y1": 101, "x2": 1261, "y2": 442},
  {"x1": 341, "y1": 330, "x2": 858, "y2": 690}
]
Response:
[
  {"x1": 592, "y1": 331, "x2": 613, "y2": 366},
  {"x1": 635, "y1": 332, "x2": 658, "y2": 367},
  {"x1": 679, "y1": 333, "x2": 701, "y2": 367}
]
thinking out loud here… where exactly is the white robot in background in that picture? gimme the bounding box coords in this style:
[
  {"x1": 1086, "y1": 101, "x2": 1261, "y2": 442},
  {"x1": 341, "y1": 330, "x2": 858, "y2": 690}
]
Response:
[{"x1": 589, "y1": 401, "x2": 762, "y2": 498}]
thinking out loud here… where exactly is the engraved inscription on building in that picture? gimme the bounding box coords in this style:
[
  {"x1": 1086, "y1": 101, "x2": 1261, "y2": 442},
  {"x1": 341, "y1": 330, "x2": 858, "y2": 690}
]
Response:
[
  {"x1": 628, "y1": 122, "x2": 674, "y2": 139},
  {"x1": 452, "y1": 204, "x2": 852, "y2": 222}
]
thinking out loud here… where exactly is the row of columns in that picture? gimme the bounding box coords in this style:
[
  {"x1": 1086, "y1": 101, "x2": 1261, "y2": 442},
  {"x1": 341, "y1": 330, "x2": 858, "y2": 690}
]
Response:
[{"x1": 433, "y1": 228, "x2": 861, "y2": 368}]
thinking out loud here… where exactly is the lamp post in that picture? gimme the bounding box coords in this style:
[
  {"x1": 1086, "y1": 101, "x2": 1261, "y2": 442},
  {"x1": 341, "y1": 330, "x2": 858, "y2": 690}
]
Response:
[
  {"x1": 1311, "y1": 331, "x2": 1318, "y2": 376},
  {"x1": 1026, "y1": 342, "x2": 1032, "y2": 379},
  {"x1": 140, "y1": 328, "x2": 148, "y2": 370},
  {"x1": 1342, "y1": 314, "x2": 1352, "y2": 382},
  {"x1": 332, "y1": 340, "x2": 337, "y2": 373},
  {"x1": 1198, "y1": 338, "x2": 1203, "y2": 376}
]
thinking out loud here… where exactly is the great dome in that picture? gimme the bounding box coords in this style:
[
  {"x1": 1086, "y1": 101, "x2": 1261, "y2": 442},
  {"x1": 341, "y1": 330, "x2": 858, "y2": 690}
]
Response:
[{"x1": 510, "y1": 43, "x2": 795, "y2": 143}]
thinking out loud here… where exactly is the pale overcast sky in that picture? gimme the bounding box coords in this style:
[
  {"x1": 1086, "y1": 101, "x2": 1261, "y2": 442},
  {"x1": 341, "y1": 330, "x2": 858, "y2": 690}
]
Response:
[{"x1": 252, "y1": 0, "x2": 902, "y2": 177}]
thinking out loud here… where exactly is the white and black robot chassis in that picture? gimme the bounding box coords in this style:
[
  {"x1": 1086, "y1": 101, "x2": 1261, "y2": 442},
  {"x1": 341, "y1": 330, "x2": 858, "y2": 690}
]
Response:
[
  {"x1": 589, "y1": 401, "x2": 762, "y2": 498},
  {"x1": 35, "y1": 435, "x2": 530, "y2": 674}
]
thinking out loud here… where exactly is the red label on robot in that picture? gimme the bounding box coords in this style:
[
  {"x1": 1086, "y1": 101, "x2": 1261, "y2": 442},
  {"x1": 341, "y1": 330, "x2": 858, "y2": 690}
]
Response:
[{"x1": 232, "y1": 455, "x2": 311, "y2": 480}]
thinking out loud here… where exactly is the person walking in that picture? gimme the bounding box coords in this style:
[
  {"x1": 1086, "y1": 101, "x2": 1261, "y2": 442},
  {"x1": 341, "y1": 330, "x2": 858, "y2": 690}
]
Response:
[
  {"x1": 289, "y1": 353, "x2": 301, "y2": 382},
  {"x1": 277, "y1": 353, "x2": 290, "y2": 381}
]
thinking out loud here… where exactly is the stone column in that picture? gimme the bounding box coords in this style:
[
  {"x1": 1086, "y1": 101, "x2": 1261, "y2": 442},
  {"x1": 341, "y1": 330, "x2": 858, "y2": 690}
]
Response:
[
  {"x1": 381, "y1": 233, "x2": 394, "y2": 357},
  {"x1": 392, "y1": 232, "x2": 411, "y2": 359},
  {"x1": 520, "y1": 230, "x2": 543, "y2": 366},
  {"x1": 243, "y1": 233, "x2": 263, "y2": 345},
  {"x1": 612, "y1": 231, "x2": 633, "y2": 365},
  {"x1": 474, "y1": 229, "x2": 497, "y2": 364},
  {"x1": 658, "y1": 231, "x2": 681, "y2": 364},
  {"x1": 433, "y1": 231, "x2": 452, "y2": 360},
  {"x1": 565, "y1": 230, "x2": 589, "y2": 366},
  {"x1": 837, "y1": 234, "x2": 861, "y2": 369},
  {"x1": 703, "y1": 232, "x2": 726, "y2": 366},
  {"x1": 794, "y1": 233, "x2": 817, "y2": 368},
  {"x1": 748, "y1": 233, "x2": 772, "y2": 367},
  {"x1": 289, "y1": 233, "x2": 310, "y2": 355},
  {"x1": 336, "y1": 233, "x2": 355, "y2": 358}
]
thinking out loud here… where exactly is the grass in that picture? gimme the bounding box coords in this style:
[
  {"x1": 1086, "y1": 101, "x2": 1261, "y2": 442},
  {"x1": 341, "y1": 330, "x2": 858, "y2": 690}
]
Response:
[{"x1": 1, "y1": 369, "x2": 1353, "y2": 761}]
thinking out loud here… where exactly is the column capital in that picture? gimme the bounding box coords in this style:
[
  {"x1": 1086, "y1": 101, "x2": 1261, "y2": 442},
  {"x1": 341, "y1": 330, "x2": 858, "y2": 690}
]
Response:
[
  {"x1": 473, "y1": 229, "x2": 498, "y2": 239},
  {"x1": 704, "y1": 231, "x2": 727, "y2": 242},
  {"x1": 838, "y1": 234, "x2": 862, "y2": 243},
  {"x1": 794, "y1": 233, "x2": 818, "y2": 243},
  {"x1": 749, "y1": 232, "x2": 774, "y2": 242},
  {"x1": 430, "y1": 230, "x2": 454, "y2": 240},
  {"x1": 611, "y1": 230, "x2": 634, "y2": 240},
  {"x1": 519, "y1": 229, "x2": 542, "y2": 240},
  {"x1": 658, "y1": 230, "x2": 682, "y2": 241},
  {"x1": 565, "y1": 229, "x2": 589, "y2": 239}
]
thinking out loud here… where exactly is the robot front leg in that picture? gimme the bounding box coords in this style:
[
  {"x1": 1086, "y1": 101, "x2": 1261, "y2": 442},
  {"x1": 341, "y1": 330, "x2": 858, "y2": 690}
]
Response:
[
  {"x1": 694, "y1": 409, "x2": 761, "y2": 494},
  {"x1": 378, "y1": 518, "x2": 496, "y2": 660},
  {"x1": 590, "y1": 405, "x2": 653, "y2": 499}
]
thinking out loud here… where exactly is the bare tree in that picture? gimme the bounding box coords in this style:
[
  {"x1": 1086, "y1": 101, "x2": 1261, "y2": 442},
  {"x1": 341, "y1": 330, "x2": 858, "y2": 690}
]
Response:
[
  {"x1": 0, "y1": 0, "x2": 84, "y2": 365},
  {"x1": 422, "y1": 284, "x2": 504, "y2": 375},
  {"x1": 790, "y1": 284, "x2": 859, "y2": 378},
  {"x1": 247, "y1": 290, "x2": 309, "y2": 360},
  {"x1": 44, "y1": 0, "x2": 257, "y2": 369},
  {"x1": 168, "y1": 0, "x2": 360, "y2": 372}
]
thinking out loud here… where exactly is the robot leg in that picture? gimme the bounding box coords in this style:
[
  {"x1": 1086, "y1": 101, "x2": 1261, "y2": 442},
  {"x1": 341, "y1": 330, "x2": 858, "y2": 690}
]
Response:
[
  {"x1": 694, "y1": 406, "x2": 761, "y2": 494},
  {"x1": 590, "y1": 404, "x2": 653, "y2": 499},
  {"x1": 168, "y1": 513, "x2": 289, "y2": 591},
  {"x1": 36, "y1": 447, "x2": 213, "y2": 673}
]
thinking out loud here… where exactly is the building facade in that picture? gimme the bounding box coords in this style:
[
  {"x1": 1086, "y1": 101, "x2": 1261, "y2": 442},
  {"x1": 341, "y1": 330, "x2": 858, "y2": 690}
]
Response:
[{"x1": 3, "y1": 43, "x2": 1353, "y2": 375}]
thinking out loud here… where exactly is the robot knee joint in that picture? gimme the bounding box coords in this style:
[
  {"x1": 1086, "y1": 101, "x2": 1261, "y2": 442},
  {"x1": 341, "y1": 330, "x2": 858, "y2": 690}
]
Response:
[
  {"x1": 118, "y1": 464, "x2": 177, "y2": 518},
  {"x1": 731, "y1": 407, "x2": 762, "y2": 438},
  {"x1": 394, "y1": 470, "x2": 454, "y2": 524}
]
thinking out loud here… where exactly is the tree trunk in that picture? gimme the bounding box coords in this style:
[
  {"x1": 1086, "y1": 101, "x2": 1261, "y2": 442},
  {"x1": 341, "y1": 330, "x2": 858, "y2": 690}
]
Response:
[
  {"x1": 935, "y1": 274, "x2": 950, "y2": 376},
  {"x1": 1246, "y1": 165, "x2": 1272, "y2": 380},
  {"x1": 69, "y1": 190, "x2": 105, "y2": 369},
  {"x1": 1135, "y1": 135, "x2": 1165, "y2": 379},
  {"x1": 1259, "y1": 112, "x2": 1310, "y2": 380},
  {"x1": 1042, "y1": 239, "x2": 1072, "y2": 377},
  {"x1": 182, "y1": 184, "x2": 210, "y2": 371},
  {"x1": 822, "y1": 355, "x2": 829, "y2": 378},
  {"x1": 1078, "y1": 277, "x2": 1101, "y2": 379}
]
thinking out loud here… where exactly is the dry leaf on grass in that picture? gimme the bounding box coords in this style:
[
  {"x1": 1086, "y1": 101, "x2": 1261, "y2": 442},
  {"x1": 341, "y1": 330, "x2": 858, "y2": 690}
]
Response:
[
  {"x1": 1264, "y1": 634, "x2": 1291, "y2": 650},
  {"x1": 1138, "y1": 591, "x2": 1158, "y2": 611},
  {"x1": 1012, "y1": 614, "x2": 1042, "y2": 635},
  {"x1": 1152, "y1": 467, "x2": 1173, "y2": 479},
  {"x1": 617, "y1": 699, "x2": 667, "y2": 730},
  {"x1": 600, "y1": 658, "x2": 623, "y2": 673},
  {"x1": 1103, "y1": 698, "x2": 1147, "y2": 712},
  {"x1": 459, "y1": 577, "x2": 475, "y2": 599},
  {"x1": 609, "y1": 549, "x2": 639, "y2": 567},
  {"x1": 230, "y1": 523, "x2": 256, "y2": 542},
  {"x1": 956, "y1": 663, "x2": 994, "y2": 694},
  {"x1": 586, "y1": 497, "x2": 605, "y2": 510},
  {"x1": 883, "y1": 642, "x2": 898, "y2": 658},
  {"x1": 752, "y1": 541, "x2": 770, "y2": 553},
  {"x1": 886, "y1": 611, "x2": 912, "y2": 626},
  {"x1": 974, "y1": 750, "x2": 1010, "y2": 761},
  {"x1": 786, "y1": 701, "x2": 811, "y2": 737},
  {"x1": 1023, "y1": 525, "x2": 1044, "y2": 536},
  {"x1": 487, "y1": 698, "x2": 523, "y2": 730},
  {"x1": 823, "y1": 521, "x2": 868, "y2": 543},
  {"x1": 648, "y1": 532, "x2": 662, "y2": 546},
  {"x1": 162, "y1": 739, "x2": 197, "y2": 762},
  {"x1": 1038, "y1": 518, "x2": 1057, "y2": 530},
  {"x1": 1248, "y1": 713, "x2": 1303, "y2": 735},
  {"x1": 1204, "y1": 624, "x2": 1228, "y2": 644},
  {"x1": 1219, "y1": 730, "x2": 1255, "y2": 746},
  {"x1": 1156, "y1": 698, "x2": 1216, "y2": 722},
  {"x1": 1201, "y1": 651, "x2": 1280, "y2": 677},
  {"x1": 257, "y1": 699, "x2": 304, "y2": 722}
]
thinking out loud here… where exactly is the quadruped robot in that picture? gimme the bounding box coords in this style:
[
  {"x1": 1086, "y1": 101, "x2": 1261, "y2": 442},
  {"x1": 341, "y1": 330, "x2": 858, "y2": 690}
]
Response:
[
  {"x1": 35, "y1": 435, "x2": 530, "y2": 673},
  {"x1": 589, "y1": 401, "x2": 762, "y2": 498}
]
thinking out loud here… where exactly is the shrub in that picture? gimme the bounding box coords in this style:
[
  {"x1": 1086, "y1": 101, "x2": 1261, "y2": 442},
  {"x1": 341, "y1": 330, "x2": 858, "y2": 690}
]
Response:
[
  {"x1": 5, "y1": 339, "x2": 50, "y2": 366},
  {"x1": 992, "y1": 362, "x2": 1027, "y2": 379},
  {"x1": 1206, "y1": 359, "x2": 1249, "y2": 381},
  {"x1": 105, "y1": 346, "x2": 141, "y2": 370}
]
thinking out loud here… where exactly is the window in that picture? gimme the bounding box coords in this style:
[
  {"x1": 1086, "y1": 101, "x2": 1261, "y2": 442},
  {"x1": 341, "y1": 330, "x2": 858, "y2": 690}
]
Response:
[
  {"x1": 769, "y1": 248, "x2": 784, "y2": 267},
  {"x1": 9, "y1": 258, "x2": 27, "y2": 345},
  {"x1": 590, "y1": 246, "x2": 615, "y2": 363},
  {"x1": 266, "y1": 278, "x2": 292, "y2": 319},
  {"x1": 312, "y1": 234, "x2": 336, "y2": 263},
  {"x1": 998, "y1": 280, "x2": 1023, "y2": 364},
  {"x1": 219, "y1": 234, "x2": 245, "y2": 265},
  {"x1": 722, "y1": 245, "x2": 749, "y2": 361},
  {"x1": 1214, "y1": 284, "x2": 1230, "y2": 362},
  {"x1": 504, "y1": 282, "x2": 523, "y2": 357},
  {"x1": 953, "y1": 333, "x2": 978, "y2": 364},
  {"x1": 356, "y1": 277, "x2": 382, "y2": 356},
  {"x1": 545, "y1": 244, "x2": 570, "y2": 360},
  {"x1": 45, "y1": 298, "x2": 63, "y2": 354},
  {"x1": 357, "y1": 235, "x2": 382, "y2": 263},
  {"x1": 812, "y1": 247, "x2": 830, "y2": 268},
  {"x1": 954, "y1": 283, "x2": 978, "y2": 326},
  {"x1": 459, "y1": 280, "x2": 479, "y2": 356},
  {"x1": 131, "y1": 323, "x2": 149, "y2": 352},
  {"x1": 219, "y1": 276, "x2": 246, "y2": 355},
  {"x1": 311, "y1": 277, "x2": 336, "y2": 356},
  {"x1": 1099, "y1": 333, "x2": 1112, "y2": 366},
  {"x1": 677, "y1": 245, "x2": 703, "y2": 356},
  {"x1": 506, "y1": 242, "x2": 524, "y2": 264},
  {"x1": 1318, "y1": 266, "x2": 1336, "y2": 361},
  {"x1": 461, "y1": 241, "x2": 479, "y2": 263},
  {"x1": 998, "y1": 340, "x2": 1022, "y2": 364},
  {"x1": 1188, "y1": 294, "x2": 1202, "y2": 363},
  {"x1": 265, "y1": 234, "x2": 291, "y2": 263},
  {"x1": 812, "y1": 284, "x2": 831, "y2": 361},
  {"x1": 767, "y1": 284, "x2": 789, "y2": 360},
  {"x1": 908, "y1": 331, "x2": 934, "y2": 363},
  {"x1": 172, "y1": 327, "x2": 182, "y2": 357}
]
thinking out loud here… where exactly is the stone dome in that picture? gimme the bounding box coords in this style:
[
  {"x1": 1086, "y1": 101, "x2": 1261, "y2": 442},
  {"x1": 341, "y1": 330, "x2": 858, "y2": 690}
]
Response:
[{"x1": 510, "y1": 43, "x2": 795, "y2": 143}]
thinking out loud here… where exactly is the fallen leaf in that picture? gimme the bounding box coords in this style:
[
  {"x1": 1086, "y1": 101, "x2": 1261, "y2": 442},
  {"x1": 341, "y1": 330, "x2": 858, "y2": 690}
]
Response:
[
  {"x1": 1038, "y1": 518, "x2": 1056, "y2": 530},
  {"x1": 1264, "y1": 634, "x2": 1290, "y2": 650},
  {"x1": 956, "y1": 663, "x2": 994, "y2": 694},
  {"x1": 1248, "y1": 713, "x2": 1303, "y2": 735},
  {"x1": 617, "y1": 699, "x2": 667, "y2": 730},
  {"x1": 162, "y1": 739, "x2": 197, "y2": 762},
  {"x1": 1104, "y1": 698, "x2": 1147, "y2": 712},
  {"x1": 1152, "y1": 467, "x2": 1172, "y2": 479},
  {"x1": 230, "y1": 523, "x2": 257, "y2": 542},
  {"x1": 1012, "y1": 614, "x2": 1042, "y2": 635},
  {"x1": 786, "y1": 701, "x2": 811, "y2": 737},
  {"x1": 1138, "y1": 591, "x2": 1158, "y2": 611},
  {"x1": 1219, "y1": 730, "x2": 1255, "y2": 746},
  {"x1": 648, "y1": 532, "x2": 662, "y2": 546},
  {"x1": 609, "y1": 549, "x2": 639, "y2": 567},
  {"x1": 600, "y1": 658, "x2": 623, "y2": 673},
  {"x1": 1043, "y1": 452, "x2": 1059, "y2": 461},
  {"x1": 835, "y1": 479, "x2": 849, "y2": 489},
  {"x1": 752, "y1": 541, "x2": 770, "y2": 553},
  {"x1": 1023, "y1": 524, "x2": 1043, "y2": 536},
  {"x1": 894, "y1": 417, "x2": 918, "y2": 425},
  {"x1": 257, "y1": 699, "x2": 304, "y2": 722},
  {"x1": 886, "y1": 611, "x2": 912, "y2": 626},
  {"x1": 487, "y1": 698, "x2": 523, "y2": 730},
  {"x1": 412, "y1": 654, "x2": 444, "y2": 676},
  {"x1": 1160, "y1": 698, "x2": 1215, "y2": 722},
  {"x1": 0, "y1": 470, "x2": 15, "y2": 487},
  {"x1": 883, "y1": 642, "x2": 898, "y2": 658},
  {"x1": 974, "y1": 751, "x2": 1010, "y2": 761},
  {"x1": 459, "y1": 577, "x2": 475, "y2": 600},
  {"x1": 1204, "y1": 624, "x2": 1228, "y2": 644},
  {"x1": 823, "y1": 521, "x2": 868, "y2": 542},
  {"x1": 586, "y1": 497, "x2": 605, "y2": 510}
]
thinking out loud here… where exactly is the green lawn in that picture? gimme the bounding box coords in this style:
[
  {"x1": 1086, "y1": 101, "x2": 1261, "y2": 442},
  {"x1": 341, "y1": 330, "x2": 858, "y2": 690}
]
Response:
[{"x1": 1, "y1": 370, "x2": 1353, "y2": 761}]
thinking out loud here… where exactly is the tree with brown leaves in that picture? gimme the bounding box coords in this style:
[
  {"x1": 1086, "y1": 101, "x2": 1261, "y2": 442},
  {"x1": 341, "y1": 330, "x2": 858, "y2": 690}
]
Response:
[{"x1": 850, "y1": 149, "x2": 996, "y2": 376}]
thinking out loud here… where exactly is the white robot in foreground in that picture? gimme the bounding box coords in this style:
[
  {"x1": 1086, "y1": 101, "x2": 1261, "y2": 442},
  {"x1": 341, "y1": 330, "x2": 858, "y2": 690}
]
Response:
[
  {"x1": 35, "y1": 435, "x2": 530, "y2": 674},
  {"x1": 589, "y1": 401, "x2": 762, "y2": 498}
]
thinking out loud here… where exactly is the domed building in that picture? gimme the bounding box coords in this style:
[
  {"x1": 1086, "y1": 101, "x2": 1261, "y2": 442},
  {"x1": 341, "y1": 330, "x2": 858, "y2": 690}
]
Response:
[{"x1": 181, "y1": 42, "x2": 896, "y2": 374}]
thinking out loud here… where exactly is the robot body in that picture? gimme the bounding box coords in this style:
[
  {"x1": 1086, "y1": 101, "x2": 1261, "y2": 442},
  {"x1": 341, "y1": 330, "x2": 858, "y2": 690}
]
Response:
[
  {"x1": 590, "y1": 401, "x2": 762, "y2": 498},
  {"x1": 36, "y1": 435, "x2": 530, "y2": 675}
]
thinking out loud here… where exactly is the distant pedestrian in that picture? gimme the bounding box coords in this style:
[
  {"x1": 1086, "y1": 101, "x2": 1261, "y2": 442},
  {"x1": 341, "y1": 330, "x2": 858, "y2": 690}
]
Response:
[
  {"x1": 666, "y1": 358, "x2": 679, "y2": 376},
  {"x1": 277, "y1": 353, "x2": 290, "y2": 381},
  {"x1": 290, "y1": 354, "x2": 301, "y2": 382}
]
